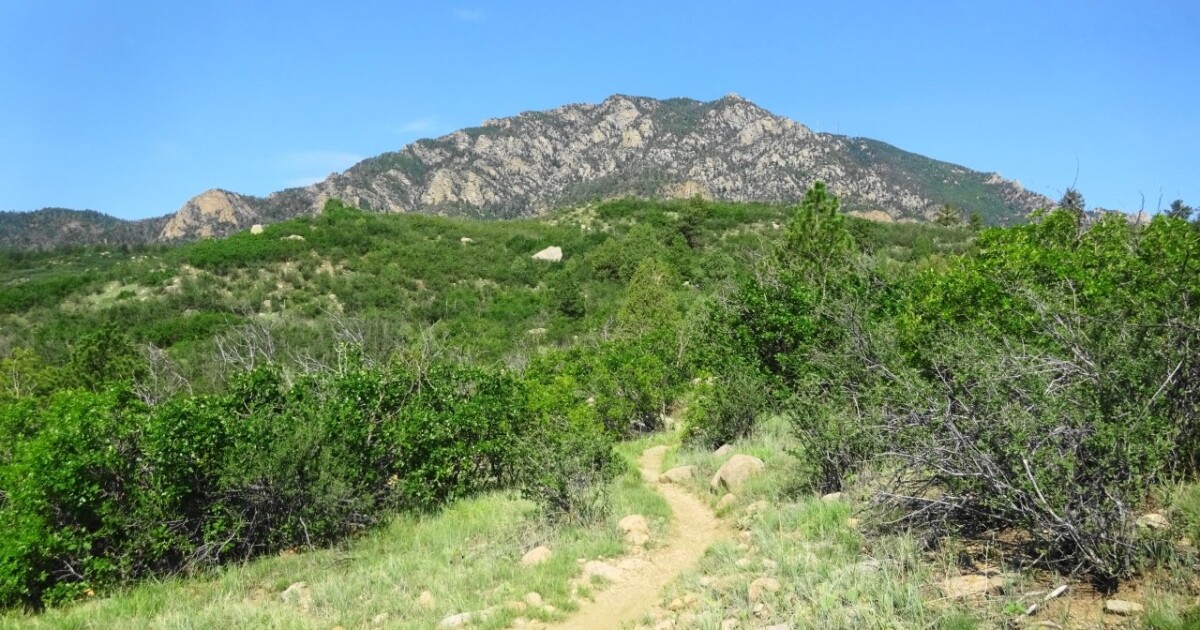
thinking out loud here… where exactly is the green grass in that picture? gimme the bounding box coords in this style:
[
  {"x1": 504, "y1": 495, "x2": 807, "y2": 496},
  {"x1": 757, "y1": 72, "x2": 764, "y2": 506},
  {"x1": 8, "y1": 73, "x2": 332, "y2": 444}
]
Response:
[{"x1": 1, "y1": 439, "x2": 669, "y2": 630}]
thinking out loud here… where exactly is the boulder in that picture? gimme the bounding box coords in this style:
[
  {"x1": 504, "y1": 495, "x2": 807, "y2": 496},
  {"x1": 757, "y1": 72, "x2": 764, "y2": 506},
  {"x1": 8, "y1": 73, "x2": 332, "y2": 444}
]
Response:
[
  {"x1": 659, "y1": 465, "x2": 697, "y2": 483},
  {"x1": 710, "y1": 454, "x2": 765, "y2": 491},
  {"x1": 523, "y1": 592, "x2": 544, "y2": 607},
  {"x1": 714, "y1": 444, "x2": 735, "y2": 457},
  {"x1": 531, "y1": 246, "x2": 563, "y2": 262},
  {"x1": 520, "y1": 545, "x2": 552, "y2": 567},
  {"x1": 250, "y1": 224, "x2": 264, "y2": 235}
]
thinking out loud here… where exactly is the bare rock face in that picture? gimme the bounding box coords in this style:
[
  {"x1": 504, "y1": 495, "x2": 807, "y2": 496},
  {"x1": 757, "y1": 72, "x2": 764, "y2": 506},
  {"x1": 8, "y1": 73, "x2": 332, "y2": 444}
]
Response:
[
  {"x1": 150, "y1": 95, "x2": 1049, "y2": 241},
  {"x1": 160, "y1": 189, "x2": 259, "y2": 240}
]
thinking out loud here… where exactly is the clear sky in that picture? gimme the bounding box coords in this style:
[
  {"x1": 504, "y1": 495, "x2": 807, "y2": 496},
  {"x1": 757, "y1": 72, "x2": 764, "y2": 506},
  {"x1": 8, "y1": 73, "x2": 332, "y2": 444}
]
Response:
[{"x1": 2, "y1": 1, "x2": 1197, "y2": 219}]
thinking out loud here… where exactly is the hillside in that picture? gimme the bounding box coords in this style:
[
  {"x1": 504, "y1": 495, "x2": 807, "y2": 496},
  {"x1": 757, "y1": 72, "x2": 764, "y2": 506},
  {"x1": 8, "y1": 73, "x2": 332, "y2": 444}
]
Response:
[
  {"x1": 0, "y1": 208, "x2": 167, "y2": 250},
  {"x1": 2, "y1": 95, "x2": 1052, "y2": 249},
  {"x1": 2, "y1": 191, "x2": 1199, "y2": 627}
]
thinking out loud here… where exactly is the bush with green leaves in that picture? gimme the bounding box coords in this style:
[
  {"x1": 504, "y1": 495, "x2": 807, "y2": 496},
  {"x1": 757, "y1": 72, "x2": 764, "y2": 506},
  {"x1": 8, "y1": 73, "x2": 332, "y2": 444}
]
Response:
[{"x1": 0, "y1": 350, "x2": 619, "y2": 609}]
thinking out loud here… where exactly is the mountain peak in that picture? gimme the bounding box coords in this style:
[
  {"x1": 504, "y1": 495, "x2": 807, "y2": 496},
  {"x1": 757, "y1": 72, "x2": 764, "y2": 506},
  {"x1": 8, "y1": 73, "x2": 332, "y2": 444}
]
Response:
[{"x1": 142, "y1": 95, "x2": 1050, "y2": 241}]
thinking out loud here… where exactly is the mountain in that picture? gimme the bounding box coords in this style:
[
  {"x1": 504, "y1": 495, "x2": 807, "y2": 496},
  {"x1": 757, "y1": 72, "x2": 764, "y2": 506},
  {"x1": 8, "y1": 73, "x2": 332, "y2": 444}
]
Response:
[
  {"x1": 0, "y1": 208, "x2": 167, "y2": 251},
  {"x1": 4, "y1": 94, "x2": 1053, "y2": 248}
]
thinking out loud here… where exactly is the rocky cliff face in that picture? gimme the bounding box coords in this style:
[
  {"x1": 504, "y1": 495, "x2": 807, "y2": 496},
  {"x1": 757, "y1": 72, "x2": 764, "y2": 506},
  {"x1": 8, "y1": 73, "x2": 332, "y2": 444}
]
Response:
[
  {"x1": 147, "y1": 94, "x2": 1051, "y2": 240},
  {"x1": 159, "y1": 189, "x2": 260, "y2": 240}
]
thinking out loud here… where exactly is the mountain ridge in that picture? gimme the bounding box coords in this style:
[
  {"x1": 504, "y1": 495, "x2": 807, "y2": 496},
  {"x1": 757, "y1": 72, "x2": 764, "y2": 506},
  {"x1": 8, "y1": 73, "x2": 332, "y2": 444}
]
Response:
[{"x1": 4, "y1": 94, "x2": 1054, "y2": 248}]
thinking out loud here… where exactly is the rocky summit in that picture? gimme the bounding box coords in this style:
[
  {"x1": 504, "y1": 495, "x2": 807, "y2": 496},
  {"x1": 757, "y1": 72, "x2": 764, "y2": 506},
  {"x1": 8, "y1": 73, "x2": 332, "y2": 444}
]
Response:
[{"x1": 7, "y1": 94, "x2": 1054, "y2": 247}]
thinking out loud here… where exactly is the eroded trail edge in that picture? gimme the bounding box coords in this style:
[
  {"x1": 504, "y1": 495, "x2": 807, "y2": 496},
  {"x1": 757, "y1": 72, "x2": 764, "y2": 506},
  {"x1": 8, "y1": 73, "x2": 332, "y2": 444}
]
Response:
[{"x1": 547, "y1": 445, "x2": 730, "y2": 630}]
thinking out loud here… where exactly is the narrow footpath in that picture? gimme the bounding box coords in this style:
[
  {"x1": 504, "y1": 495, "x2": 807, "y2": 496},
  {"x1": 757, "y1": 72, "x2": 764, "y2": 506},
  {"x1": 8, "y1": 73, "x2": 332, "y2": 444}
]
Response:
[{"x1": 546, "y1": 445, "x2": 730, "y2": 629}]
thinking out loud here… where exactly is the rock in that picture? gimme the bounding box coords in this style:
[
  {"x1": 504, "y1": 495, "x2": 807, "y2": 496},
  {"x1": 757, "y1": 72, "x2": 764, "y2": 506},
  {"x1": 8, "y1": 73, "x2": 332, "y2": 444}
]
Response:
[
  {"x1": 762, "y1": 558, "x2": 778, "y2": 569},
  {"x1": 654, "y1": 621, "x2": 675, "y2": 630},
  {"x1": 280, "y1": 581, "x2": 312, "y2": 611},
  {"x1": 460, "y1": 237, "x2": 473, "y2": 244},
  {"x1": 523, "y1": 592, "x2": 544, "y2": 607},
  {"x1": 721, "y1": 619, "x2": 739, "y2": 630},
  {"x1": 711, "y1": 454, "x2": 766, "y2": 491},
  {"x1": 714, "y1": 444, "x2": 735, "y2": 457},
  {"x1": 526, "y1": 327, "x2": 547, "y2": 336},
  {"x1": 667, "y1": 597, "x2": 685, "y2": 611},
  {"x1": 748, "y1": 577, "x2": 781, "y2": 601},
  {"x1": 820, "y1": 492, "x2": 843, "y2": 502},
  {"x1": 531, "y1": 246, "x2": 563, "y2": 262},
  {"x1": 418, "y1": 590, "x2": 436, "y2": 608},
  {"x1": 736, "y1": 558, "x2": 753, "y2": 568},
  {"x1": 372, "y1": 612, "x2": 390, "y2": 624},
  {"x1": 250, "y1": 224, "x2": 264, "y2": 235},
  {"x1": 847, "y1": 517, "x2": 860, "y2": 529},
  {"x1": 1136, "y1": 512, "x2": 1170, "y2": 529},
  {"x1": 619, "y1": 514, "x2": 650, "y2": 547},
  {"x1": 716, "y1": 493, "x2": 738, "y2": 510},
  {"x1": 757, "y1": 625, "x2": 791, "y2": 630},
  {"x1": 521, "y1": 545, "x2": 552, "y2": 567},
  {"x1": 439, "y1": 612, "x2": 474, "y2": 628},
  {"x1": 282, "y1": 234, "x2": 305, "y2": 241},
  {"x1": 659, "y1": 465, "x2": 697, "y2": 483},
  {"x1": 1104, "y1": 599, "x2": 1144, "y2": 616},
  {"x1": 940, "y1": 574, "x2": 1004, "y2": 599},
  {"x1": 743, "y1": 500, "x2": 768, "y2": 516},
  {"x1": 582, "y1": 560, "x2": 622, "y2": 581}
]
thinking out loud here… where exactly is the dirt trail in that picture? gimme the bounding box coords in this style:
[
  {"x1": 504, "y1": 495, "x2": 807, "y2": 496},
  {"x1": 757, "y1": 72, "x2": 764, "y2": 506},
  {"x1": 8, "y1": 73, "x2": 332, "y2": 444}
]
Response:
[{"x1": 546, "y1": 445, "x2": 730, "y2": 630}]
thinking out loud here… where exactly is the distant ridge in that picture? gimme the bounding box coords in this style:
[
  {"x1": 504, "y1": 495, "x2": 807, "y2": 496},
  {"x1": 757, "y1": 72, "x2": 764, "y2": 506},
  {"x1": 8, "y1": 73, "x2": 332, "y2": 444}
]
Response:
[{"x1": 5, "y1": 94, "x2": 1054, "y2": 248}]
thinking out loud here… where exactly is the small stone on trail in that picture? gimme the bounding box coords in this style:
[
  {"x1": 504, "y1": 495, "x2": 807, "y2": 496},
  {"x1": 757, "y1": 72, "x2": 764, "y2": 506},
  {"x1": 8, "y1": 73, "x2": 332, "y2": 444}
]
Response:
[
  {"x1": 659, "y1": 465, "x2": 696, "y2": 483},
  {"x1": 619, "y1": 514, "x2": 651, "y2": 546},
  {"x1": 583, "y1": 560, "x2": 622, "y2": 581},
  {"x1": 1104, "y1": 599, "x2": 1145, "y2": 616},
  {"x1": 521, "y1": 545, "x2": 552, "y2": 567},
  {"x1": 711, "y1": 454, "x2": 766, "y2": 491},
  {"x1": 748, "y1": 577, "x2": 781, "y2": 601},
  {"x1": 715, "y1": 493, "x2": 738, "y2": 510}
]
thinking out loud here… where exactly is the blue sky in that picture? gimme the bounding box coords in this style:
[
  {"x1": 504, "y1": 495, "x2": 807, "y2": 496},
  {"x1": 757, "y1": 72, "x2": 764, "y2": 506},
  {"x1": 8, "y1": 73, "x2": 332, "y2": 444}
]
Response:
[{"x1": 2, "y1": 1, "x2": 1197, "y2": 219}]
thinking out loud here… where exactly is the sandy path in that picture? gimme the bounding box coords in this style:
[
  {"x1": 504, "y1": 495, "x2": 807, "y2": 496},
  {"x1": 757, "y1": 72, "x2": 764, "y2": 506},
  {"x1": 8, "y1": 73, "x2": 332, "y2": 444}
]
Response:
[{"x1": 546, "y1": 445, "x2": 730, "y2": 630}]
